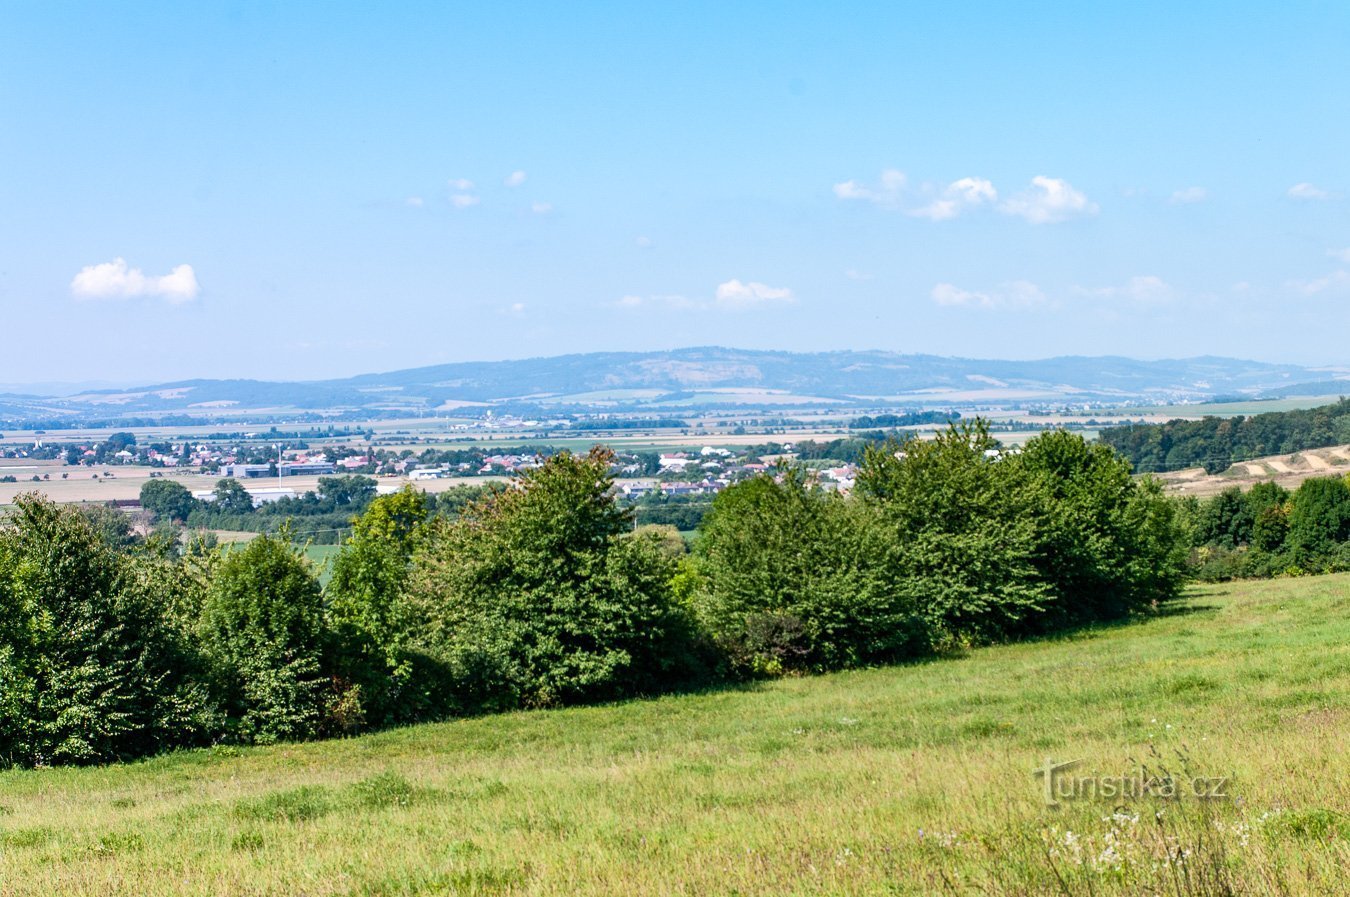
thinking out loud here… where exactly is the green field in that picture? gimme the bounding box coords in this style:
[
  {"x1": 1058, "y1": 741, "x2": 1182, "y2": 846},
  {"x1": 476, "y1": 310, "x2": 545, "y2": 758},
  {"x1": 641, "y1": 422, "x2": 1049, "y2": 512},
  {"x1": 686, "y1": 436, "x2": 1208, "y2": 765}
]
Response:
[
  {"x1": 1110, "y1": 394, "x2": 1350, "y2": 419},
  {"x1": 1, "y1": 575, "x2": 1348, "y2": 895}
]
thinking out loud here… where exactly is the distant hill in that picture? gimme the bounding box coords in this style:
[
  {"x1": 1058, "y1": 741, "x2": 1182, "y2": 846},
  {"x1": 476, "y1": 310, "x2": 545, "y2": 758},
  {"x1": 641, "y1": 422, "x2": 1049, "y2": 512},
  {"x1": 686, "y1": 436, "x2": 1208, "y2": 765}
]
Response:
[{"x1": 0, "y1": 347, "x2": 1341, "y2": 424}]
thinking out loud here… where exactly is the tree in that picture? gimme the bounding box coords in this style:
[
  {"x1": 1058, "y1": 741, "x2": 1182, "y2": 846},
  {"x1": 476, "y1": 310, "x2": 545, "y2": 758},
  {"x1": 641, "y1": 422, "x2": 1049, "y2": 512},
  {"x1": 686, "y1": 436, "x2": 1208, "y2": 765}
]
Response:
[
  {"x1": 139, "y1": 478, "x2": 197, "y2": 522},
  {"x1": 327, "y1": 487, "x2": 435, "y2": 724},
  {"x1": 406, "y1": 448, "x2": 694, "y2": 711},
  {"x1": 856, "y1": 422, "x2": 1051, "y2": 641},
  {"x1": 199, "y1": 533, "x2": 329, "y2": 744},
  {"x1": 1014, "y1": 429, "x2": 1186, "y2": 624},
  {"x1": 1287, "y1": 476, "x2": 1350, "y2": 566},
  {"x1": 0, "y1": 495, "x2": 213, "y2": 766},
  {"x1": 1195, "y1": 487, "x2": 1253, "y2": 550},
  {"x1": 691, "y1": 468, "x2": 927, "y2": 674},
  {"x1": 317, "y1": 475, "x2": 377, "y2": 508},
  {"x1": 212, "y1": 478, "x2": 256, "y2": 515}
]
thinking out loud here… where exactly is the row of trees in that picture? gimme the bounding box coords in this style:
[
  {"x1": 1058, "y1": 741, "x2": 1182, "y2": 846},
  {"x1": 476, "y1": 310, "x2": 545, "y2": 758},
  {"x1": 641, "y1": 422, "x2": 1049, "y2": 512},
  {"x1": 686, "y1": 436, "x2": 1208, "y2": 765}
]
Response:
[
  {"x1": 1099, "y1": 398, "x2": 1350, "y2": 474},
  {"x1": 0, "y1": 424, "x2": 1188, "y2": 767},
  {"x1": 1180, "y1": 475, "x2": 1350, "y2": 579}
]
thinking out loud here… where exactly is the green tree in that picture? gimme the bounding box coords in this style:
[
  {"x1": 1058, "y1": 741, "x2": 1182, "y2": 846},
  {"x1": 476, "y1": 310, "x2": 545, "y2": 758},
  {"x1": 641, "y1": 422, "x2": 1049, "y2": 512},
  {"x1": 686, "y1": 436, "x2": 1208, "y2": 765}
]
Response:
[
  {"x1": 856, "y1": 422, "x2": 1051, "y2": 641},
  {"x1": 139, "y1": 478, "x2": 198, "y2": 522},
  {"x1": 212, "y1": 478, "x2": 256, "y2": 515},
  {"x1": 1287, "y1": 476, "x2": 1350, "y2": 566},
  {"x1": 327, "y1": 487, "x2": 437, "y2": 725},
  {"x1": 1195, "y1": 487, "x2": 1253, "y2": 550},
  {"x1": 406, "y1": 449, "x2": 694, "y2": 711},
  {"x1": 199, "y1": 533, "x2": 329, "y2": 744},
  {"x1": 317, "y1": 475, "x2": 377, "y2": 508},
  {"x1": 0, "y1": 495, "x2": 213, "y2": 766},
  {"x1": 691, "y1": 468, "x2": 927, "y2": 674},
  {"x1": 1014, "y1": 428, "x2": 1186, "y2": 624}
]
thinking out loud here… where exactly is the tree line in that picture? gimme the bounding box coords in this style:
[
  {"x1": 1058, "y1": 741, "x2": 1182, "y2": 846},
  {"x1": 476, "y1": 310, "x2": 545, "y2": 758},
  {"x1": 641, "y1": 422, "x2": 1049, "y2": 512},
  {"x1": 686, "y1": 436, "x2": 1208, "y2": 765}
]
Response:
[
  {"x1": 0, "y1": 423, "x2": 1187, "y2": 768},
  {"x1": 1099, "y1": 398, "x2": 1350, "y2": 474},
  {"x1": 1178, "y1": 475, "x2": 1350, "y2": 580}
]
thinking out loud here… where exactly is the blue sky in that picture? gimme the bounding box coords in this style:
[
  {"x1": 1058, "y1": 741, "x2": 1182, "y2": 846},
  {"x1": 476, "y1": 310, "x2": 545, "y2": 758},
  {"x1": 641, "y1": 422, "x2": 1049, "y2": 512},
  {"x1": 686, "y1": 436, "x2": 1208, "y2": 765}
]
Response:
[{"x1": 3, "y1": 2, "x2": 1350, "y2": 383}]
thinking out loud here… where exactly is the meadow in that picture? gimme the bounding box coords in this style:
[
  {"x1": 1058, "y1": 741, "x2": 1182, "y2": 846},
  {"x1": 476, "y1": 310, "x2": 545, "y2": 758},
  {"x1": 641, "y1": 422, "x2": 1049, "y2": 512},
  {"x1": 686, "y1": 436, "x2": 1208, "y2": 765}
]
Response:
[{"x1": 1, "y1": 574, "x2": 1346, "y2": 895}]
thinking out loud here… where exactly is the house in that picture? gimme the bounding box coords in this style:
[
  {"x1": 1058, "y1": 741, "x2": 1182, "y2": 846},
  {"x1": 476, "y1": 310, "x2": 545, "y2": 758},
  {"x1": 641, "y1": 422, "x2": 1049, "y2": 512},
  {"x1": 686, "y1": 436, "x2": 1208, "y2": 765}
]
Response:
[{"x1": 409, "y1": 468, "x2": 443, "y2": 481}]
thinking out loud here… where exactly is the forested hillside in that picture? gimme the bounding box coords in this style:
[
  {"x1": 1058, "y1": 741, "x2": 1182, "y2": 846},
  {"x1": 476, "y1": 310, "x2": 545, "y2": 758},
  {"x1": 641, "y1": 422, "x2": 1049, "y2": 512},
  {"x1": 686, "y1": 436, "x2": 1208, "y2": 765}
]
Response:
[{"x1": 1099, "y1": 397, "x2": 1350, "y2": 473}]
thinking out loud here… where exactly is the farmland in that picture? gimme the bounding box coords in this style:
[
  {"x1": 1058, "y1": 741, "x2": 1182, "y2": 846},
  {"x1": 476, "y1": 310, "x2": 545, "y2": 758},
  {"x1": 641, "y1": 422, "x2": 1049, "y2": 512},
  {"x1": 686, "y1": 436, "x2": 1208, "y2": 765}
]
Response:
[{"x1": 0, "y1": 574, "x2": 1346, "y2": 894}]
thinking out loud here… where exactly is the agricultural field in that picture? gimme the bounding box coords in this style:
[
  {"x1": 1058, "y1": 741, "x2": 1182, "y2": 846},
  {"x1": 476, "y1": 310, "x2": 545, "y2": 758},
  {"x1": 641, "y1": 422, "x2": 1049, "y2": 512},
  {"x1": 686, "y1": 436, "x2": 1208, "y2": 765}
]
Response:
[
  {"x1": 1158, "y1": 444, "x2": 1350, "y2": 497},
  {"x1": 1108, "y1": 394, "x2": 1350, "y2": 420},
  {"x1": 1, "y1": 574, "x2": 1347, "y2": 895}
]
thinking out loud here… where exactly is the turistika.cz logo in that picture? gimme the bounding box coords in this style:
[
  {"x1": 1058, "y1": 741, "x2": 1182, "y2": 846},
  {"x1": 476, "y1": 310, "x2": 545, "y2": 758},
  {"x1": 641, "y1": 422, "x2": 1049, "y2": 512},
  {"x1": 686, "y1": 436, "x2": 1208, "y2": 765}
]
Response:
[{"x1": 1034, "y1": 758, "x2": 1231, "y2": 808}]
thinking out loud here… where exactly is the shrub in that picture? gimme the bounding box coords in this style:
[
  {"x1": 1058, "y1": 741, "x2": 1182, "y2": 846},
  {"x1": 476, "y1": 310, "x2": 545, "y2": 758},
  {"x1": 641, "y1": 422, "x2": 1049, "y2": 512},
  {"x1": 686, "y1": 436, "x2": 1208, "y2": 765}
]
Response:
[
  {"x1": 690, "y1": 468, "x2": 927, "y2": 674},
  {"x1": 199, "y1": 533, "x2": 329, "y2": 744},
  {"x1": 405, "y1": 448, "x2": 699, "y2": 711},
  {"x1": 0, "y1": 495, "x2": 214, "y2": 767}
]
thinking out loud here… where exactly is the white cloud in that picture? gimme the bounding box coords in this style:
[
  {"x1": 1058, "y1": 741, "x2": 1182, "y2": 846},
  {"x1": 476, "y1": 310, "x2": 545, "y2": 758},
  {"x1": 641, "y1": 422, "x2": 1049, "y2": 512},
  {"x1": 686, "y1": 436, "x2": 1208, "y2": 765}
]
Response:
[
  {"x1": 405, "y1": 196, "x2": 424, "y2": 207},
  {"x1": 832, "y1": 168, "x2": 907, "y2": 207},
  {"x1": 714, "y1": 279, "x2": 795, "y2": 308},
  {"x1": 530, "y1": 201, "x2": 552, "y2": 214},
  {"x1": 1078, "y1": 275, "x2": 1175, "y2": 304},
  {"x1": 504, "y1": 170, "x2": 527, "y2": 187},
  {"x1": 1169, "y1": 186, "x2": 1208, "y2": 204},
  {"x1": 635, "y1": 235, "x2": 654, "y2": 248},
  {"x1": 844, "y1": 268, "x2": 873, "y2": 281},
  {"x1": 1328, "y1": 248, "x2": 1350, "y2": 263},
  {"x1": 617, "y1": 279, "x2": 794, "y2": 312},
  {"x1": 910, "y1": 177, "x2": 997, "y2": 221},
  {"x1": 451, "y1": 194, "x2": 480, "y2": 208},
  {"x1": 999, "y1": 176, "x2": 1098, "y2": 224},
  {"x1": 931, "y1": 280, "x2": 1045, "y2": 310},
  {"x1": 612, "y1": 293, "x2": 697, "y2": 310},
  {"x1": 1291, "y1": 270, "x2": 1350, "y2": 295},
  {"x1": 70, "y1": 258, "x2": 200, "y2": 304},
  {"x1": 507, "y1": 302, "x2": 526, "y2": 317},
  {"x1": 1288, "y1": 182, "x2": 1330, "y2": 200},
  {"x1": 449, "y1": 178, "x2": 474, "y2": 190}
]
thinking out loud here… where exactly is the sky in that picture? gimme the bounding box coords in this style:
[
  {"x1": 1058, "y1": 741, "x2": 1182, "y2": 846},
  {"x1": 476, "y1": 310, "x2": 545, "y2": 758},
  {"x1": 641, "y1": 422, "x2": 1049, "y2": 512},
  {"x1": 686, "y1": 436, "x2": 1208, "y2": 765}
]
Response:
[{"x1": 3, "y1": 1, "x2": 1350, "y2": 385}]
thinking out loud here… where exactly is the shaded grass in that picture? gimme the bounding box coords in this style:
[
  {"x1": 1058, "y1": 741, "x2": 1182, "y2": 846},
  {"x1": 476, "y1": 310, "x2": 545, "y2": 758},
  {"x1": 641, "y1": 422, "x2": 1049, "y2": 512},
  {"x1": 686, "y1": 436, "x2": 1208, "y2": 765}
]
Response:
[{"x1": 1, "y1": 575, "x2": 1349, "y2": 894}]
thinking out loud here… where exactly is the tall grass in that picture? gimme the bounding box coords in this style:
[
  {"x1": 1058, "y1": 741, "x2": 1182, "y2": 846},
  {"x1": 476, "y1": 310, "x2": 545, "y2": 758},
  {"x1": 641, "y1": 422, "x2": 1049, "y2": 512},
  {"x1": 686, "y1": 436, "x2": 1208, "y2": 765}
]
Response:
[{"x1": 1, "y1": 575, "x2": 1347, "y2": 895}]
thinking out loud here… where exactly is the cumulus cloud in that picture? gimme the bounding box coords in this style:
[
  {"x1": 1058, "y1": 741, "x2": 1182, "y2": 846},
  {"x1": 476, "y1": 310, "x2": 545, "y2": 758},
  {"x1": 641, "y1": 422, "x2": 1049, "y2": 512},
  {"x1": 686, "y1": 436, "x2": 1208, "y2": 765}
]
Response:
[
  {"x1": 449, "y1": 178, "x2": 474, "y2": 191},
  {"x1": 1288, "y1": 182, "x2": 1330, "y2": 200},
  {"x1": 910, "y1": 177, "x2": 997, "y2": 221},
  {"x1": 1077, "y1": 275, "x2": 1175, "y2": 304},
  {"x1": 833, "y1": 168, "x2": 908, "y2": 207},
  {"x1": 635, "y1": 235, "x2": 654, "y2": 248},
  {"x1": 504, "y1": 170, "x2": 527, "y2": 187},
  {"x1": 1329, "y1": 248, "x2": 1350, "y2": 263},
  {"x1": 70, "y1": 258, "x2": 200, "y2": 303},
  {"x1": 844, "y1": 268, "x2": 873, "y2": 281},
  {"x1": 1290, "y1": 270, "x2": 1350, "y2": 295},
  {"x1": 530, "y1": 201, "x2": 552, "y2": 214},
  {"x1": 451, "y1": 194, "x2": 480, "y2": 208},
  {"x1": 714, "y1": 279, "x2": 795, "y2": 308},
  {"x1": 1169, "y1": 186, "x2": 1208, "y2": 204},
  {"x1": 616, "y1": 279, "x2": 795, "y2": 312},
  {"x1": 405, "y1": 196, "x2": 425, "y2": 207},
  {"x1": 931, "y1": 280, "x2": 1045, "y2": 310},
  {"x1": 836, "y1": 170, "x2": 1092, "y2": 223},
  {"x1": 999, "y1": 176, "x2": 1098, "y2": 224}
]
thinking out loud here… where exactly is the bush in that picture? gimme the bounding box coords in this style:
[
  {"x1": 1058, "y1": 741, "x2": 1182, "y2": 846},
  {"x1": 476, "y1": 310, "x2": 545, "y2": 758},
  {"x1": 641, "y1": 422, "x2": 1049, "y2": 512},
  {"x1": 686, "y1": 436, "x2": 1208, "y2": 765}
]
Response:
[
  {"x1": 406, "y1": 448, "x2": 700, "y2": 711},
  {"x1": 690, "y1": 468, "x2": 927, "y2": 674},
  {"x1": 199, "y1": 533, "x2": 329, "y2": 744},
  {"x1": 0, "y1": 495, "x2": 214, "y2": 766}
]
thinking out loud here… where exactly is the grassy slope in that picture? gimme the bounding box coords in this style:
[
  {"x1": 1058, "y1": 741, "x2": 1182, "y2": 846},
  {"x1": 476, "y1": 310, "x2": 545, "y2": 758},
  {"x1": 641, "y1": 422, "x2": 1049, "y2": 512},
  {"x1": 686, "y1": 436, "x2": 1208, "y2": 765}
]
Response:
[{"x1": 2, "y1": 576, "x2": 1348, "y2": 895}]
